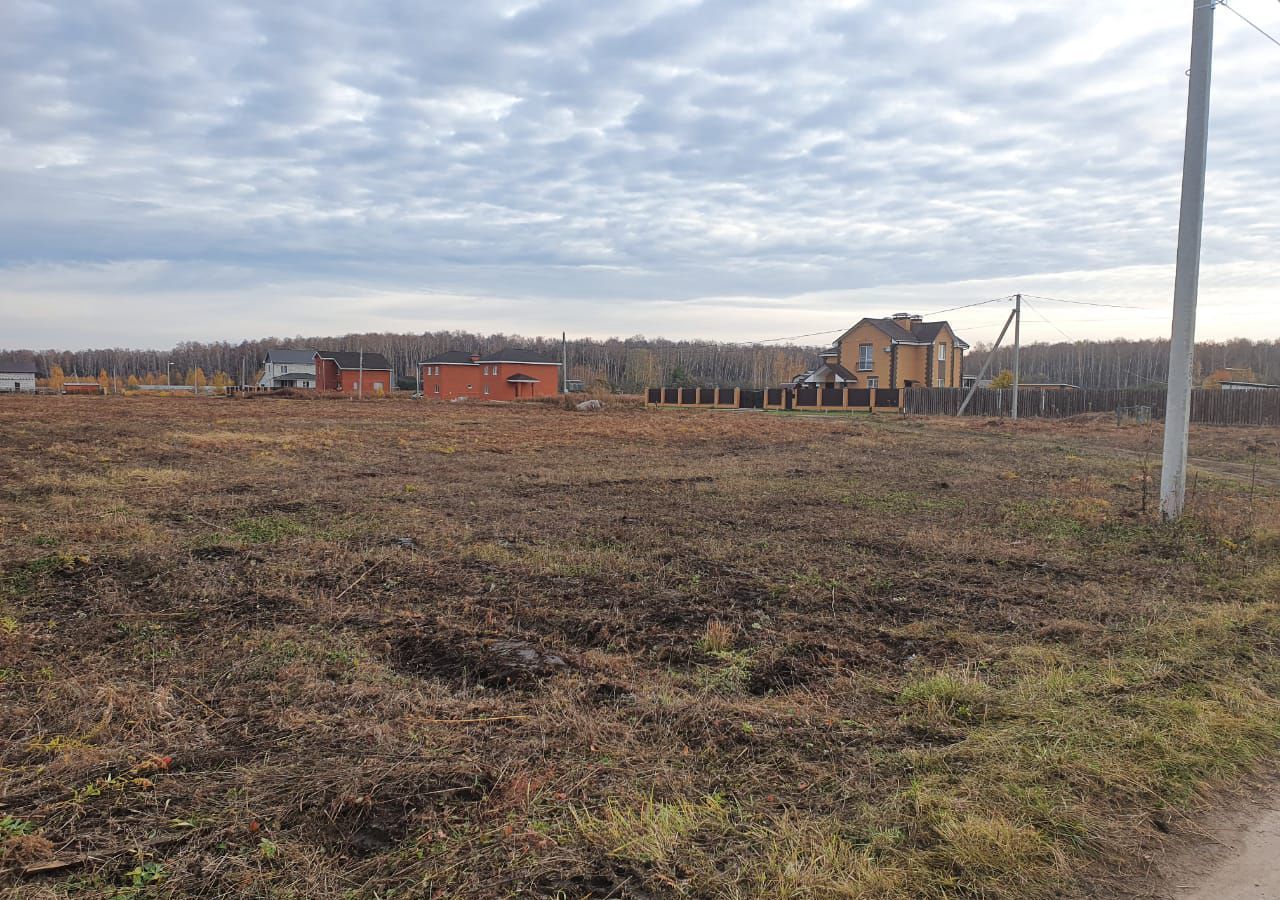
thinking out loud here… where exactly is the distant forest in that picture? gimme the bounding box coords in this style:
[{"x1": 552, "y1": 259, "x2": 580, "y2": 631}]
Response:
[
  {"x1": 3, "y1": 333, "x2": 1277, "y2": 392},
  {"x1": 967, "y1": 337, "x2": 1279, "y2": 389}
]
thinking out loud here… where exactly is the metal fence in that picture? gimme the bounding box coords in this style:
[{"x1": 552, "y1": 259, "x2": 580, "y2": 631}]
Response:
[
  {"x1": 646, "y1": 386, "x2": 900, "y2": 412},
  {"x1": 647, "y1": 384, "x2": 1279, "y2": 426}
]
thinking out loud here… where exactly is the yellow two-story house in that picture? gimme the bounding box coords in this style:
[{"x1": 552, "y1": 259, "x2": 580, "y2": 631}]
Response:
[{"x1": 794, "y1": 313, "x2": 968, "y2": 390}]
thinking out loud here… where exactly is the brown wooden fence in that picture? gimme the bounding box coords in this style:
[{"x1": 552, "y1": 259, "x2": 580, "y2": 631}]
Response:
[{"x1": 903, "y1": 387, "x2": 1280, "y2": 426}]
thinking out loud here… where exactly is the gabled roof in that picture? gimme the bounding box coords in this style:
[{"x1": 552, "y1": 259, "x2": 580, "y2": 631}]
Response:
[
  {"x1": 908, "y1": 321, "x2": 971, "y2": 350},
  {"x1": 839, "y1": 317, "x2": 969, "y2": 350},
  {"x1": 505, "y1": 372, "x2": 540, "y2": 383},
  {"x1": 909, "y1": 322, "x2": 946, "y2": 343},
  {"x1": 315, "y1": 350, "x2": 393, "y2": 371},
  {"x1": 865, "y1": 318, "x2": 924, "y2": 343},
  {"x1": 420, "y1": 350, "x2": 478, "y2": 365},
  {"x1": 796, "y1": 362, "x2": 859, "y2": 384},
  {"x1": 264, "y1": 348, "x2": 317, "y2": 365},
  {"x1": 479, "y1": 348, "x2": 559, "y2": 365},
  {"x1": 0, "y1": 359, "x2": 39, "y2": 375}
]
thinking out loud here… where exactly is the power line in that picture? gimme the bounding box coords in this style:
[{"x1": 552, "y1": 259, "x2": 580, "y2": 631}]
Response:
[
  {"x1": 920, "y1": 295, "x2": 1015, "y2": 317},
  {"x1": 1022, "y1": 293, "x2": 1147, "y2": 310},
  {"x1": 750, "y1": 294, "x2": 1014, "y2": 344},
  {"x1": 1220, "y1": 0, "x2": 1280, "y2": 49},
  {"x1": 1020, "y1": 297, "x2": 1075, "y2": 341},
  {"x1": 752, "y1": 328, "x2": 846, "y2": 345}
]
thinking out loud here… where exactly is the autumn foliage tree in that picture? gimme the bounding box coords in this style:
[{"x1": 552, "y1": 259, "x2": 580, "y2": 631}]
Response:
[{"x1": 46, "y1": 365, "x2": 66, "y2": 392}]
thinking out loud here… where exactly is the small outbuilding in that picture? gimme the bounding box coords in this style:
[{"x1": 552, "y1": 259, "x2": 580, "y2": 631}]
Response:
[
  {"x1": 63, "y1": 382, "x2": 105, "y2": 395},
  {"x1": 0, "y1": 359, "x2": 38, "y2": 393}
]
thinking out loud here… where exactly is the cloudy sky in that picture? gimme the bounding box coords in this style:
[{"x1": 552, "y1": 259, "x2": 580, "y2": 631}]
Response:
[{"x1": 2, "y1": 0, "x2": 1278, "y2": 351}]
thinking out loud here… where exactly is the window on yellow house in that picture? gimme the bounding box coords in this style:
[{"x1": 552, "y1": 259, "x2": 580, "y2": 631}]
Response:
[{"x1": 857, "y1": 344, "x2": 873, "y2": 371}]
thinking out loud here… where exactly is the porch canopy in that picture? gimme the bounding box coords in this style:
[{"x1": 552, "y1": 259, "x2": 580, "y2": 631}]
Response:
[{"x1": 795, "y1": 362, "x2": 858, "y2": 387}]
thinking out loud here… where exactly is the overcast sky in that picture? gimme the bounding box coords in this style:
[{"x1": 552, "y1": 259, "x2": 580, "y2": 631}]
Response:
[{"x1": 2, "y1": 0, "x2": 1277, "y2": 351}]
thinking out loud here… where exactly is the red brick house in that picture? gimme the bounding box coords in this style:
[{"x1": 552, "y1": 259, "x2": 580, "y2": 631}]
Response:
[
  {"x1": 314, "y1": 350, "x2": 394, "y2": 395},
  {"x1": 419, "y1": 349, "x2": 561, "y2": 401}
]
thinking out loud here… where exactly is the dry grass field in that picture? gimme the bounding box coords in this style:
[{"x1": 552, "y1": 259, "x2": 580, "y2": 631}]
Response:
[{"x1": 1, "y1": 396, "x2": 1278, "y2": 899}]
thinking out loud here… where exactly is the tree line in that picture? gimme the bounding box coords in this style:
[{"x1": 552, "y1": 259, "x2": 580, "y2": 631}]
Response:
[
  {"x1": 3, "y1": 333, "x2": 1275, "y2": 393},
  {"x1": 2, "y1": 333, "x2": 815, "y2": 394},
  {"x1": 966, "y1": 337, "x2": 1279, "y2": 390}
]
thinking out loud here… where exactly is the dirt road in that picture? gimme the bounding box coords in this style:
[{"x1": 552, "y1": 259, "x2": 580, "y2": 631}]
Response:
[{"x1": 1160, "y1": 781, "x2": 1280, "y2": 900}]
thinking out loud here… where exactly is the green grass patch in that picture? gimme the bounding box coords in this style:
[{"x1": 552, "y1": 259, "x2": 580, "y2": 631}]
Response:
[{"x1": 232, "y1": 515, "x2": 305, "y2": 543}]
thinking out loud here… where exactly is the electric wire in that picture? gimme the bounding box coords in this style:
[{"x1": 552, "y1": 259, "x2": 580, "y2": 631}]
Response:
[
  {"x1": 1220, "y1": 0, "x2": 1280, "y2": 49},
  {"x1": 1022, "y1": 293, "x2": 1146, "y2": 310},
  {"x1": 750, "y1": 295, "x2": 1014, "y2": 344},
  {"x1": 919, "y1": 295, "x2": 1015, "y2": 317},
  {"x1": 1020, "y1": 297, "x2": 1076, "y2": 342},
  {"x1": 751, "y1": 328, "x2": 846, "y2": 345}
]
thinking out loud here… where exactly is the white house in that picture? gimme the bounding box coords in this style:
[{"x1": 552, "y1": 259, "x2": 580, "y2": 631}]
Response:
[
  {"x1": 257, "y1": 348, "x2": 317, "y2": 388},
  {"x1": 0, "y1": 359, "x2": 38, "y2": 393}
]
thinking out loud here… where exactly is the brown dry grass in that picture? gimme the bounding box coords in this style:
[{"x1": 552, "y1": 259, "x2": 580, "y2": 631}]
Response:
[{"x1": 0, "y1": 396, "x2": 1277, "y2": 898}]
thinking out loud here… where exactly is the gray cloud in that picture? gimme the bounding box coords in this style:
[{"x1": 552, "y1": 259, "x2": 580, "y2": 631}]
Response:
[{"x1": 1, "y1": 0, "x2": 1278, "y2": 347}]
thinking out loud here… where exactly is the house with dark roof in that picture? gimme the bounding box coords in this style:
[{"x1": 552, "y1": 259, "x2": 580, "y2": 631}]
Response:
[
  {"x1": 257, "y1": 348, "x2": 317, "y2": 388},
  {"x1": 418, "y1": 348, "x2": 561, "y2": 401},
  {"x1": 793, "y1": 313, "x2": 969, "y2": 390},
  {"x1": 0, "y1": 358, "x2": 38, "y2": 393},
  {"x1": 314, "y1": 350, "x2": 394, "y2": 395}
]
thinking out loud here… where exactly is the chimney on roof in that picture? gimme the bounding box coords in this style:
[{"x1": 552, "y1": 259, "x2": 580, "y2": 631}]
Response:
[
  {"x1": 909, "y1": 314, "x2": 923, "y2": 323},
  {"x1": 470, "y1": 354, "x2": 480, "y2": 363},
  {"x1": 892, "y1": 312, "x2": 913, "y2": 332}
]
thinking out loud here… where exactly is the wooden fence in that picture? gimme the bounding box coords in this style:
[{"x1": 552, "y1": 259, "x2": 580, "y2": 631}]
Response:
[{"x1": 903, "y1": 387, "x2": 1280, "y2": 426}]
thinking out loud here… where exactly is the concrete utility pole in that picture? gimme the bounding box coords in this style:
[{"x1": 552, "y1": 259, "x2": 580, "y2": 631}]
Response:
[
  {"x1": 1161, "y1": 0, "x2": 1215, "y2": 520},
  {"x1": 957, "y1": 307, "x2": 1018, "y2": 416},
  {"x1": 358, "y1": 348, "x2": 364, "y2": 401},
  {"x1": 561, "y1": 332, "x2": 568, "y2": 393},
  {"x1": 1011, "y1": 293, "x2": 1022, "y2": 420}
]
